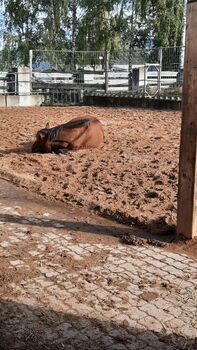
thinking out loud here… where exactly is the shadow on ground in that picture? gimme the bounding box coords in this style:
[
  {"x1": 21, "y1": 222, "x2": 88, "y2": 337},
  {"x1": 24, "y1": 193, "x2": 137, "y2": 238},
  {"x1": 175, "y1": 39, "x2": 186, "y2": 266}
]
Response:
[
  {"x1": 0, "y1": 178, "x2": 181, "y2": 249},
  {"x1": 0, "y1": 141, "x2": 32, "y2": 155},
  {"x1": 0, "y1": 299, "x2": 196, "y2": 350},
  {"x1": 0, "y1": 212, "x2": 175, "y2": 244}
]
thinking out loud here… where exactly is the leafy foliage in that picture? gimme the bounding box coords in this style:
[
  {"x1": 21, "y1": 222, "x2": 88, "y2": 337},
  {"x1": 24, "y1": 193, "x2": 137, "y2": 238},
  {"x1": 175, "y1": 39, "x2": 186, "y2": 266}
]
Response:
[
  {"x1": 0, "y1": 0, "x2": 185, "y2": 65},
  {"x1": 134, "y1": 0, "x2": 184, "y2": 47}
]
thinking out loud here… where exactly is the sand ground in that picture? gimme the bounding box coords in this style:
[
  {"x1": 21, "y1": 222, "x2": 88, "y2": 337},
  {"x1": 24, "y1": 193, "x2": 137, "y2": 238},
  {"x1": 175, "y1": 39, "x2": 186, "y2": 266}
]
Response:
[{"x1": 0, "y1": 106, "x2": 196, "y2": 256}]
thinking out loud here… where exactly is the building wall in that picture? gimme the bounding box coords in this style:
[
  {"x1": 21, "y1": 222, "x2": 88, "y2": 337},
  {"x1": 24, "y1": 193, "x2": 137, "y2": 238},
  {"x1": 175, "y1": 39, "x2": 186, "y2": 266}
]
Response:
[{"x1": 0, "y1": 94, "x2": 44, "y2": 107}]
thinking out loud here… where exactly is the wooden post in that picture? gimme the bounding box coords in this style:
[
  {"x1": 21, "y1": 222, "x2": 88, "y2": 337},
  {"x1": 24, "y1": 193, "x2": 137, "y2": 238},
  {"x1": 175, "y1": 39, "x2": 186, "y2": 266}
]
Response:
[{"x1": 177, "y1": 0, "x2": 197, "y2": 238}]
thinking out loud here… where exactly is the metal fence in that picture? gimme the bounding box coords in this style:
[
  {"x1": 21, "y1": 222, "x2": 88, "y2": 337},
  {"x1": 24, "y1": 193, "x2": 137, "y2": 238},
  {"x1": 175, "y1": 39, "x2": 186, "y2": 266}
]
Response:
[{"x1": 0, "y1": 46, "x2": 184, "y2": 105}]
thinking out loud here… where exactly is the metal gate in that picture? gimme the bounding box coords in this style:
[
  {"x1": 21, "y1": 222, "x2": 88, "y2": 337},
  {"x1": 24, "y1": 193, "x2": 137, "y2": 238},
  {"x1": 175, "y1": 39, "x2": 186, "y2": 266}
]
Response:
[{"x1": 30, "y1": 50, "x2": 106, "y2": 105}]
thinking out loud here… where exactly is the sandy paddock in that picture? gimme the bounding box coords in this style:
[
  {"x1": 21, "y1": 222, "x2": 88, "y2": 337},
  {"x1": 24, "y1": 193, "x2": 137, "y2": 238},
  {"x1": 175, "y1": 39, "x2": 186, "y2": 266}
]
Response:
[
  {"x1": 0, "y1": 106, "x2": 181, "y2": 236},
  {"x1": 1, "y1": 106, "x2": 197, "y2": 350}
]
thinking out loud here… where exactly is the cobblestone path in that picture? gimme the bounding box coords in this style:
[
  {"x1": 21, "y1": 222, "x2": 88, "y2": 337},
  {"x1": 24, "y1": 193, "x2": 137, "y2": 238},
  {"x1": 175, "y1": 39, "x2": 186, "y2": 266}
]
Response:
[{"x1": 0, "y1": 180, "x2": 196, "y2": 350}]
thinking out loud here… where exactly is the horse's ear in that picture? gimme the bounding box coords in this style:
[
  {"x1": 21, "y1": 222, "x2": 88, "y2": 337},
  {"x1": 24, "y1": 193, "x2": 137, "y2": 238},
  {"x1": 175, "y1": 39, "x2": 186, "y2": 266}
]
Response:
[
  {"x1": 45, "y1": 122, "x2": 50, "y2": 129},
  {"x1": 38, "y1": 131, "x2": 46, "y2": 140}
]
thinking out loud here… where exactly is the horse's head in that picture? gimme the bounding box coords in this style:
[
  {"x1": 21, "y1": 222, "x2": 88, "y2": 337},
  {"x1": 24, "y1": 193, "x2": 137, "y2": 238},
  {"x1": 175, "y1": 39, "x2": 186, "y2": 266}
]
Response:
[{"x1": 32, "y1": 123, "x2": 52, "y2": 153}]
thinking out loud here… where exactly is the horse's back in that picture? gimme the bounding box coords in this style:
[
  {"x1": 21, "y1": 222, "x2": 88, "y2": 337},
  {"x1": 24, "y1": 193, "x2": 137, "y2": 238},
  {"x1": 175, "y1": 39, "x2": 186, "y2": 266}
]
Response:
[
  {"x1": 82, "y1": 117, "x2": 104, "y2": 149},
  {"x1": 59, "y1": 116, "x2": 104, "y2": 150}
]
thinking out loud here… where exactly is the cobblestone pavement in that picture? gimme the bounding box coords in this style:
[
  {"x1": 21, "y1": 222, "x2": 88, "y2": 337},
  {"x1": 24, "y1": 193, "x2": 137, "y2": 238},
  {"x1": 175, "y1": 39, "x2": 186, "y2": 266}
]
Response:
[{"x1": 0, "y1": 181, "x2": 196, "y2": 350}]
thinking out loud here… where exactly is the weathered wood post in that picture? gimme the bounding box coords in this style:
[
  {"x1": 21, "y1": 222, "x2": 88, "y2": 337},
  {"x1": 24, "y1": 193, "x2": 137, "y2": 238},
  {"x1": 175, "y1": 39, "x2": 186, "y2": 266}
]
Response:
[{"x1": 177, "y1": 0, "x2": 197, "y2": 238}]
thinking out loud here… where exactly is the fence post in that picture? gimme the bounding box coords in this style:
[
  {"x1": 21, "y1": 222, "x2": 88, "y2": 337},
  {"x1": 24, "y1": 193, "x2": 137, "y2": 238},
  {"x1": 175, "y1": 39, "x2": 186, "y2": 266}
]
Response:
[
  {"x1": 177, "y1": 0, "x2": 197, "y2": 238},
  {"x1": 158, "y1": 47, "x2": 162, "y2": 97},
  {"x1": 105, "y1": 51, "x2": 109, "y2": 92},
  {"x1": 29, "y1": 50, "x2": 33, "y2": 93},
  {"x1": 143, "y1": 64, "x2": 147, "y2": 97},
  {"x1": 71, "y1": 50, "x2": 75, "y2": 72}
]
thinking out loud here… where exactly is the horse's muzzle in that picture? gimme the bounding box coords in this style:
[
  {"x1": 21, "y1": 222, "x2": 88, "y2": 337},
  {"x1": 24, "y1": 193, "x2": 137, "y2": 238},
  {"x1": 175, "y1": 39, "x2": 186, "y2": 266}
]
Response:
[{"x1": 31, "y1": 141, "x2": 51, "y2": 153}]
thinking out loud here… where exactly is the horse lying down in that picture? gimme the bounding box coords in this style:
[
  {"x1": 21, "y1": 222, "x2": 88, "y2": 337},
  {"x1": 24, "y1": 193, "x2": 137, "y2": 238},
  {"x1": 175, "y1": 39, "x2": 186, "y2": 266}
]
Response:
[{"x1": 32, "y1": 116, "x2": 104, "y2": 154}]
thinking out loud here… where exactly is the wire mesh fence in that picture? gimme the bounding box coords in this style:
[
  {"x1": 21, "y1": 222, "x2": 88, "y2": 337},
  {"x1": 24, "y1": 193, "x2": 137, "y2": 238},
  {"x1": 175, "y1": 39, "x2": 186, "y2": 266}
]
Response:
[
  {"x1": 0, "y1": 46, "x2": 184, "y2": 105},
  {"x1": 31, "y1": 50, "x2": 105, "y2": 72}
]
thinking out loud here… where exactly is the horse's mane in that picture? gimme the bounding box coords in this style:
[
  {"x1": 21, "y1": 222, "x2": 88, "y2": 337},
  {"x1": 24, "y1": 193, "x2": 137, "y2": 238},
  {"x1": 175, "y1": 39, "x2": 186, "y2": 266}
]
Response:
[{"x1": 47, "y1": 118, "x2": 90, "y2": 140}]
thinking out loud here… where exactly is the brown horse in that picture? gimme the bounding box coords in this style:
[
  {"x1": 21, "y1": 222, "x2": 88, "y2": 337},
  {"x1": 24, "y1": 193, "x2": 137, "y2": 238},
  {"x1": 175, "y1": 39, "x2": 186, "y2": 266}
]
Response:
[{"x1": 32, "y1": 116, "x2": 104, "y2": 154}]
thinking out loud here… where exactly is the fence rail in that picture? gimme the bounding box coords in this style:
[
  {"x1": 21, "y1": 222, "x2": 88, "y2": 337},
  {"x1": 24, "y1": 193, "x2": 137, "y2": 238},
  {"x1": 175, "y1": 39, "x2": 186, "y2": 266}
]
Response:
[{"x1": 0, "y1": 46, "x2": 184, "y2": 105}]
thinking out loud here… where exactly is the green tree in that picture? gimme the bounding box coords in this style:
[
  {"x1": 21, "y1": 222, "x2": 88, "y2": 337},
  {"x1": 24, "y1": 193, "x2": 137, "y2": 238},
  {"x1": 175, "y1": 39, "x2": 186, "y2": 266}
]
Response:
[
  {"x1": 0, "y1": 0, "x2": 185, "y2": 67},
  {"x1": 133, "y1": 0, "x2": 185, "y2": 47},
  {"x1": 76, "y1": 0, "x2": 126, "y2": 51},
  {"x1": 1, "y1": 0, "x2": 69, "y2": 63}
]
